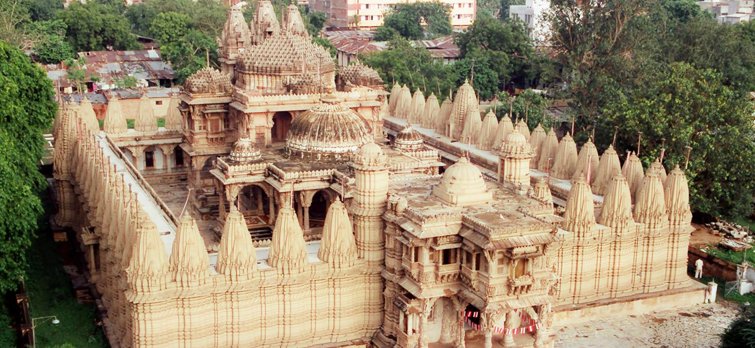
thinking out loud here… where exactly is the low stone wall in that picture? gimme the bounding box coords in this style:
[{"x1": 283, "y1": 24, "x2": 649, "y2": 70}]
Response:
[
  {"x1": 553, "y1": 280, "x2": 707, "y2": 325},
  {"x1": 688, "y1": 247, "x2": 739, "y2": 281}
]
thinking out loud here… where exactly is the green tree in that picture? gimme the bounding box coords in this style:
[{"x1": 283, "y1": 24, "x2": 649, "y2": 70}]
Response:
[
  {"x1": 374, "y1": 2, "x2": 452, "y2": 40},
  {"x1": 651, "y1": 9, "x2": 755, "y2": 93},
  {"x1": 0, "y1": 41, "x2": 57, "y2": 292},
  {"x1": 721, "y1": 307, "x2": 755, "y2": 348},
  {"x1": 160, "y1": 29, "x2": 218, "y2": 83},
  {"x1": 149, "y1": 12, "x2": 190, "y2": 43},
  {"x1": 0, "y1": 0, "x2": 32, "y2": 49},
  {"x1": 22, "y1": 0, "x2": 63, "y2": 21},
  {"x1": 362, "y1": 37, "x2": 457, "y2": 96},
  {"x1": 495, "y1": 89, "x2": 550, "y2": 128},
  {"x1": 305, "y1": 10, "x2": 327, "y2": 36},
  {"x1": 600, "y1": 63, "x2": 755, "y2": 218},
  {"x1": 546, "y1": 0, "x2": 654, "y2": 128},
  {"x1": 452, "y1": 49, "x2": 509, "y2": 100},
  {"x1": 57, "y1": 2, "x2": 138, "y2": 51},
  {"x1": 455, "y1": 15, "x2": 540, "y2": 93},
  {"x1": 27, "y1": 20, "x2": 75, "y2": 64},
  {"x1": 313, "y1": 36, "x2": 336, "y2": 57},
  {"x1": 125, "y1": 0, "x2": 226, "y2": 37},
  {"x1": 64, "y1": 57, "x2": 88, "y2": 92}
]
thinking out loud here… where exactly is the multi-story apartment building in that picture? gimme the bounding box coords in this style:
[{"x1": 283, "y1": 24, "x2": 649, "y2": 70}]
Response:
[
  {"x1": 310, "y1": 0, "x2": 476, "y2": 30},
  {"x1": 699, "y1": 0, "x2": 754, "y2": 23}
]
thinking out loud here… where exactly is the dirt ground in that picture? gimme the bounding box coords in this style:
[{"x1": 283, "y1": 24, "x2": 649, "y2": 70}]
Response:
[
  {"x1": 553, "y1": 301, "x2": 741, "y2": 348},
  {"x1": 689, "y1": 223, "x2": 723, "y2": 248}
]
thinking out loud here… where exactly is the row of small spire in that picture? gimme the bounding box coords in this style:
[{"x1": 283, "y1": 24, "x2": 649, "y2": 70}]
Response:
[{"x1": 63, "y1": 94, "x2": 182, "y2": 135}]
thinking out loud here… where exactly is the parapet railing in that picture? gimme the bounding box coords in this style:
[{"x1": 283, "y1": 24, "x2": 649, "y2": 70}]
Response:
[{"x1": 103, "y1": 133, "x2": 179, "y2": 228}]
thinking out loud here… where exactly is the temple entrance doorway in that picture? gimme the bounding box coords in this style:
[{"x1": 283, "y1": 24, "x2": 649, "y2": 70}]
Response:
[
  {"x1": 174, "y1": 146, "x2": 184, "y2": 167},
  {"x1": 271, "y1": 112, "x2": 292, "y2": 142},
  {"x1": 308, "y1": 190, "x2": 331, "y2": 229},
  {"x1": 238, "y1": 185, "x2": 272, "y2": 240}
]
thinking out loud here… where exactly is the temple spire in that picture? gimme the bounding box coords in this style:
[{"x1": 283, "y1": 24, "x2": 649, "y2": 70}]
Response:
[
  {"x1": 493, "y1": 114, "x2": 514, "y2": 150},
  {"x1": 318, "y1": 200, "x2": 357, "y2": 267},
  {"x1": 592, "y1": 145, "x2": 621, "y2": 195},
  {"x1": 268, "y1": 205, "x2": 308, "y2": 274},
  {"x1": 664, "y1": 165, "x2": 692, "y2": 226},
  {"x1": 537, "y1": 128, "x2": 558, "y2": 172},
  {"x1": 169, "y1": 214, "x2": 210, "y2": 286},
  {"x1": 572, "y1": 138, "x2": 599, "y2": 183},
  {"x1": 634, "y1": 170, "x2": 668, "y2": 229},
  {"x1": 103, "y1": 95, "x2": 127, "y2": 134},
  {"x1": 598, "y1": 174, "x2": 635, "y2": 231},
  {"x1": 562, "y1": 175, "x2": 595, "y2": 235},
  {"x1": 79, "y1": 96, "x2": 100, "y2": 132},
  {"x1": 479, "y1": 111, "x2": 499, "y2": 150},
  {"x1": 127, "y1": 217, "x2": 169, "y2": 292},
  {"x1": 164, "y1": 97, "x2": 182, "y2": 131},
  {"x1": 551, "y1": 132, "x2": 578, "y2": 180},
  {"x1": 216, "y1": 210, "x2": 257, "y2": 281},
  {"x1": 622, "y1": 152, "x2": 644, "y2": 202},
  {"x1": 135, "y1": 94, "x2": 156, "y2": 132}
]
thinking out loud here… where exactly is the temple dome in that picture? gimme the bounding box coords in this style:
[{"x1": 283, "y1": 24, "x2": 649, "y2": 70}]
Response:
[
  {"x1": 354, "y1": 142, "x2": 386, "y2": 168},
  {"x1": 500, "y1": 130, "x2": 532, "y2": 156},
  {"x1": 184, "y1": 68, "x2": 233, "y2": 95},
  {"x1": 237, "y1": 33, "x2": 334, "y2": 75},
  {"x1": 229, "y1": 137, "x2": 262, "y2": 163},
  {"x1": 338, "y1": 61, "x2": 383, "y2": 88},
  {"x1": 393, "y1": 125, "x2": 423, "y2": 152},
  {"x1": 286, "y1": 100, "x2": 371, "y2": 159},
  {"x1": 433, "y1": 157, "x2": 492, "y2": 206}
]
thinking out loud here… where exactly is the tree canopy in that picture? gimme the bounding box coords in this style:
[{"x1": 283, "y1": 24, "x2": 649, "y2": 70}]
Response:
[
  {"x1": 57, "y1": 1, "x2": 138, "y2": 52},
  {"x1": 374, "y1": 2, "x2": 452, "y2": 40},
  {"x1": 546, "y1": 0, "x2": 755, "y2": 218},
  {"x1": 0, "y1": 41, "x2": 56, "y2": 292},
  {"x1": 454, "y1": 15, "x2": 542, "y2": 95},
  {"x1": 361, "y1": 37, "x2": 457, "y2": 97}
]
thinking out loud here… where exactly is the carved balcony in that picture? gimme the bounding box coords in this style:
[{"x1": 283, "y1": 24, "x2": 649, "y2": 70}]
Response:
[
  {"x1": 507, "y1": 274, "x2": 534, "y2": 296},
  {"x1": 435, "y1": 264, "x2": 460, "y2": 284}
]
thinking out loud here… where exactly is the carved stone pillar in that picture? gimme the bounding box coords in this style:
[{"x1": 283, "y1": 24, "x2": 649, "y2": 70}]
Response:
[
  {"x1": 131, "y1": 145, "x2": 146, "y2": 171},
  {"x1": 483, "y1": 329, "x2": 493, "y2": 348},
  {"x1": 453, "y1": 299, "x2": 467, "y2": 348},
  {"x1": 503, "y1": 311, "x2": 515, "y2": 348},
  {"x1": 418, "y1": 312, "x2": 428, "y2": 348},
  {"x1": 535, "y1": 304, "x2": 551, "y2": 348},
  {"x1": 299, "y1": 191, "x2": 313, "y2": 232},
  {"x1": 268, "y1": 194, "x2": 276, "y2": 224},
  {"x1": 160, "y1": 145, "x2": 175, "y2": 172}
]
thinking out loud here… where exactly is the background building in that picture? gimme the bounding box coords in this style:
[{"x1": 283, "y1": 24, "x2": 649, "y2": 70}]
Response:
[
  {"x1": 310, "y1": 0, "x2": 476, "y2": 29},
  {"x1": 698, "y1": 0, "x2": 754, "y2": 23},
  {"x1": 509, "y1": 0, "x2": 551, "y2": 44}
]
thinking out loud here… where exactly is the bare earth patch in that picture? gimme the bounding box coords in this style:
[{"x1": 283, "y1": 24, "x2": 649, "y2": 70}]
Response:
[{"x1": 554, "y1": 302, "x2": 740, "y2": 348}]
